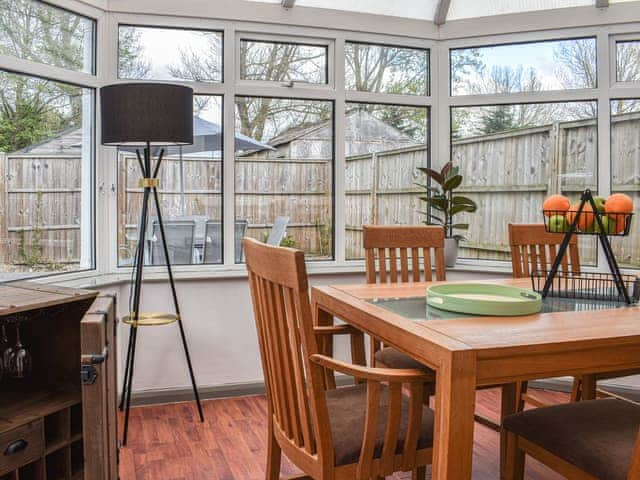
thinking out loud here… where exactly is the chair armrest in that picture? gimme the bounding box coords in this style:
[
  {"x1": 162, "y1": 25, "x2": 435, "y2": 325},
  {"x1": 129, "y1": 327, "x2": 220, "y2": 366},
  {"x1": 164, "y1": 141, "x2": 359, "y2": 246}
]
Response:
[
  {"x1": 310, "y1": 354, "x2": 431, "y2": 384},
  {"x1": 313, "y1": 324, "x2": 362, "y2": 336}
]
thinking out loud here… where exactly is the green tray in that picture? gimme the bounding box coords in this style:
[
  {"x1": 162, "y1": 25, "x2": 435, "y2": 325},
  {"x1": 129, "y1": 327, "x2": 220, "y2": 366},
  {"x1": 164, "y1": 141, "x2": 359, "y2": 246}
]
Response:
[{"x1": 426, "y1": 283, "x2": 542, "y2": 316}]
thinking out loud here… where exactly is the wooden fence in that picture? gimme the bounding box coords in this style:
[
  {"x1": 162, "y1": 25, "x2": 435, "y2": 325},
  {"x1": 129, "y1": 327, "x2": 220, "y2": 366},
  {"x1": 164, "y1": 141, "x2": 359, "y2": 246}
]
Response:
[{"x1": 3, "y1": 111, "x2": 640, "y2": 270}]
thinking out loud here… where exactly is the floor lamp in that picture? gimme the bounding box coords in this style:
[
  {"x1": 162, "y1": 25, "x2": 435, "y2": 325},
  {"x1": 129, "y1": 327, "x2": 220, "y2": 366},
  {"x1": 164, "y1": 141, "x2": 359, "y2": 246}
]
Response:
[{"x1": 100, "y1": 83, "x2": 204, "y2": 446}]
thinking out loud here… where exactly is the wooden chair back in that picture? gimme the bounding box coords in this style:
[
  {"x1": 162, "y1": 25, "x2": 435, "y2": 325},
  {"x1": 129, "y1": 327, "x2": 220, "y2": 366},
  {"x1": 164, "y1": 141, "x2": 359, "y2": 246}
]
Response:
[
  {"x1": 244, "y1": 238, "x2": 321, "y2": 458},
  {"x1": 363, "y1": 225, "x2": 446, "y2": 284},
  {"x1": 508, "y1": 223, "x2": 580, "y2": 278},
  {"x1": 244, "y1": 238, "x2": 433, "y2": 480}
]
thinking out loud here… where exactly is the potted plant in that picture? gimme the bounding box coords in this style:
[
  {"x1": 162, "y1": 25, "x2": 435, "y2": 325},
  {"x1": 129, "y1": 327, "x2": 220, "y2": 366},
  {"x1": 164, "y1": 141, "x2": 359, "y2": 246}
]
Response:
[{"x1": 417, "y1": 162, "x2": 478, "y2": 267}]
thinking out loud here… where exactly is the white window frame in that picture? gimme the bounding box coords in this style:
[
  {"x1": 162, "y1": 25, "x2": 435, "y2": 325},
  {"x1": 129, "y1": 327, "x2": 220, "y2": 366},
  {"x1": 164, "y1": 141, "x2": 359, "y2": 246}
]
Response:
[
  {"x1": 4, "y1": 1, "x2": 640, "y2": 283},
  {"x1": 0, "y1": 0, "x2": 104, "y2": 283}
]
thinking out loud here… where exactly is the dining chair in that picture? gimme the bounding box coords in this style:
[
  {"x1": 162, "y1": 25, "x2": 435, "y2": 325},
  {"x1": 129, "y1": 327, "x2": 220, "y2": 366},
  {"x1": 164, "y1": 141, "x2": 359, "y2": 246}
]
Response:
[
  {"x1": 363, "y1": 225, "x2": 508, "y2": 432},
  {"x1": 502, "y1": 398, "x2": 640, "y2": 480},
  {"x1": 244, "y1": 237, "x2": 435, "y2": 480},
  {"x1": 508, "y1": 223, "x2": 640, "y2": 404},
  {"x1": 363, "y1": 225, "x2": 444, "y2": 380}
]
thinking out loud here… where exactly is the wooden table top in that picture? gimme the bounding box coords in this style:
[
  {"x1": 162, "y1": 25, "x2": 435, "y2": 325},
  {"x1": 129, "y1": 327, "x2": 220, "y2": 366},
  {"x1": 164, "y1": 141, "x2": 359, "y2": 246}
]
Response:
[{"x1": 315, "y1": 278, "x2": 640, "y2": 353}]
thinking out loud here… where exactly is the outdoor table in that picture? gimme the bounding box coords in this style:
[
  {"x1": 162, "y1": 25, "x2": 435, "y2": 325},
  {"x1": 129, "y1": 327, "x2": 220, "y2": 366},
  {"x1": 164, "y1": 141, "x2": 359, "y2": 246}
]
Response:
[{"x1": 311, "y1": 277, "x2": 640, "y2": 479}]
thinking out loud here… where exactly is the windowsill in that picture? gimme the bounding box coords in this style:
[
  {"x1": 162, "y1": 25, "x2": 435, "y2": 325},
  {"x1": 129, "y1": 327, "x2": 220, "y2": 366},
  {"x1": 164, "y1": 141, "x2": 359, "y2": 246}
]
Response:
[{"x1": 28, "y1": 258, "x2": 517, "y2": 289}]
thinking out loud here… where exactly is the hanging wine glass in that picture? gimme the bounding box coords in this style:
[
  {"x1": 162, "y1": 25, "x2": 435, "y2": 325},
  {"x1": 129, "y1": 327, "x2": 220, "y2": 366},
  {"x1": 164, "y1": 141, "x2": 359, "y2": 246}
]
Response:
[
  {"x1": 9, "y1": 318, "x2": 31, "y2": 379},
  {"x1": 0, "y1": 320, "x2": 12, "y2": 381}
]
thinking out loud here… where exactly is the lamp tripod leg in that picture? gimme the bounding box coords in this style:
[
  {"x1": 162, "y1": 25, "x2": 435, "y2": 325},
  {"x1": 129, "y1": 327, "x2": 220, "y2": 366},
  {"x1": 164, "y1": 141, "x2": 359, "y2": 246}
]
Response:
[
  {"x1": 119, "y1": 327, "x2": 134, "y2": 411},
  {"x1": 122, "y1": 184, "x2": 151, "y2": 446},
  {"x1": 151, "y1": 187, "x2": 205, "y2": 422}
]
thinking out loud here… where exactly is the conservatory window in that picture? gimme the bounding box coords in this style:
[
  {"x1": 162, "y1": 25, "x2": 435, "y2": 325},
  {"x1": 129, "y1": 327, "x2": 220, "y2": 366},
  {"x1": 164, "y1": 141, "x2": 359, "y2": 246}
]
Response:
[
  {"x1": 450, "y1": 101, "x2": 597, "y2": 265},
  {"x1": 345, "y1": 42, "x2": 429, "y2": 96},
  {"x1": 118, "y1": 25, "x2": 223, "y2": 82},
  {"x1": 234, "y1": 96, "x2": 334, "y2": 261},
  {"x1": 451, "y1": 38, "x2": 597, "y2": 96},
  {"x1": 239, "y1": 39, "x2": 328, "y2": 85},
  {"x1": 0, "y1": 70, "x2": 94, "y2": 280},
  {"x1": 345, "y1": 103, "x2": 429, "y2": 260},
  {"x1": 117, "y1": 96, "x2": 223, "y2": 267},
  {"x1": 610, "y1": 100, "x2": 640, "y2": 268},
  {"x1": 616, "y1": 41, "x2": 640, "y2": 83},
  {"x1": 0, "y1": 0, "x2": 95, "y2": 74}
]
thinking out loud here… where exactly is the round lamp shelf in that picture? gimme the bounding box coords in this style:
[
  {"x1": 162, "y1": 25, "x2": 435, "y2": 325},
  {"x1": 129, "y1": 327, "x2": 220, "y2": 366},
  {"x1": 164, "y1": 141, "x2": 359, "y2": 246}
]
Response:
[{"x1": 122, "y1": 312, "x2": 178, "y2": 326}]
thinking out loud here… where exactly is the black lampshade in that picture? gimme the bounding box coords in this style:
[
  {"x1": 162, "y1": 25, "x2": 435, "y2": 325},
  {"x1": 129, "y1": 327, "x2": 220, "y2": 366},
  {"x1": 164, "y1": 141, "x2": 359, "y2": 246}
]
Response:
[{"x1": 100, "y1": 83, "x2": 193, "y2": 147}]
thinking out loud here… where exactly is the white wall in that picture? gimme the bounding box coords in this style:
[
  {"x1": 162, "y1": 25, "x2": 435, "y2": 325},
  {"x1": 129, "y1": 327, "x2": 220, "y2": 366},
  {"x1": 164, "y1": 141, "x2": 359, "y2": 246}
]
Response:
[{"x1": 106, "y1": 269, "x2": 515, "y2": 397}]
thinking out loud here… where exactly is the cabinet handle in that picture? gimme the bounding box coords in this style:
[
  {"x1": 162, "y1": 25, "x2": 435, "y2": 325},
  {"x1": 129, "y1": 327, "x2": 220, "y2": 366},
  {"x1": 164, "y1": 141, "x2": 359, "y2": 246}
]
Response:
[{"x1": 4, "y1": 439, "x2": 28, "y2": 455}]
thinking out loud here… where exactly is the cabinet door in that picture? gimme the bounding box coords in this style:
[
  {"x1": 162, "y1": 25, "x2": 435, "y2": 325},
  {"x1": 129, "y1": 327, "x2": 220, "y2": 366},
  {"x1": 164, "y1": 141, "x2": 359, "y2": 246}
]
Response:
[{"x1": 80, "y1": 295, "x2": 118, "y2": 480}]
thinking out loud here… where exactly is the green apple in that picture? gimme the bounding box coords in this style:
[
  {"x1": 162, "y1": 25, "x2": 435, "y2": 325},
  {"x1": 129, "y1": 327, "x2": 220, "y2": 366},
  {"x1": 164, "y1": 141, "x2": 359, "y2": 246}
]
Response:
[
  {"x1": 593, "y1": 196, "x2": 606, "y2": 213},
  {"x1": 594, "y1": 216, "x2": 617, "y2": 234},
  {"x1": 549, "y1": 215, "x2": 569, "y2": 233}
]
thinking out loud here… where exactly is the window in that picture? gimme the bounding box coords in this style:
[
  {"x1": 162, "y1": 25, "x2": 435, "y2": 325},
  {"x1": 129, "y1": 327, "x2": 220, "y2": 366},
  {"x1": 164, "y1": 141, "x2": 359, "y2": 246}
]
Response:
[
  {"x1": 117, "y1": 96, "x2": 223, "y2": 267},
  {"x1": 118, "y1": 25, "x2": 223, "y2": 82},
  {"x1": 345, "y1": 42, "x2": 429, "y2": 96},
  {"x1": 611, "y1": 99, "x2": 640, "y2": 268},
  {"x1": 451, "y1": 38, "x2": 597, "y2": 96},
  {"x1": 450, "y1": 101, "x2": 597, "y2": 265},
  {"x1": 240, "y1": 39, "x2": 328, "y2": 84},
  {"x1": 0, "y1": 70, "x2": 94, "y2": 280},
  {"x1": 616, "y1": 41, "x2": 640, "y2": 82},
  {"x1": 0, "y1": 0, "x2": 95, "y2": 73},
  {"x1": 235, "y1": 96, "x2": 333, "y2": 260},
  {"x1": 345, "y1": 103, "x2": 429, "y2": 259}
]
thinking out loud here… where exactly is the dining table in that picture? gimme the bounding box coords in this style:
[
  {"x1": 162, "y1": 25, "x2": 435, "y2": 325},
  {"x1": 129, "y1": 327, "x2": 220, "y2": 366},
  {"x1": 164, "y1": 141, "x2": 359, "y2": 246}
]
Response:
[{"x1": 310, "y1": 277, "x2": 640, "y2": 479}]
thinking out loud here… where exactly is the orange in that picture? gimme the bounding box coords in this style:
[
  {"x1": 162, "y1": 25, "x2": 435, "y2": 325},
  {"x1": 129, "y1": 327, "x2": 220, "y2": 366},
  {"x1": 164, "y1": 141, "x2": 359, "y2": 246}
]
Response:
[
  {"x1": 605, "y1": 193, "x2": 634, "y2": 214},
  {"x1": 542, "y1": 194, "x2": 571, "y2": 217},
  {"x1": 565, "y1": 202, "x2": 594, "y2": 231}
]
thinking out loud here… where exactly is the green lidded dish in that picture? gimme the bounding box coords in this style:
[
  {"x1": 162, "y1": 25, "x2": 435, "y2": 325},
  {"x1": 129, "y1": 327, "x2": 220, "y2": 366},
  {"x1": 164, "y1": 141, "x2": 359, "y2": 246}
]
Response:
[{"x1": 426, "y1": 283, "x2": 542, "y2": 316}]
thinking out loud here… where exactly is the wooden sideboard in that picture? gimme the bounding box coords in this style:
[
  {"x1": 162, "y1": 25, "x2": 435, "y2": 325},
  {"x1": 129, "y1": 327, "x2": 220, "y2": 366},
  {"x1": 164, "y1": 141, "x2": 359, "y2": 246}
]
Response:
[{"x1": 0, "y1": 282, "x2": 118, "y2": 480}]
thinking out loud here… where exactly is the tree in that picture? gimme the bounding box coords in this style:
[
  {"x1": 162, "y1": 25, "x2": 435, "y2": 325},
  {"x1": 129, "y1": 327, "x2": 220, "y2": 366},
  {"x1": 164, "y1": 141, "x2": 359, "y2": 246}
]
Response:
[
  {"x1": 118, "y1": 27, "x2": 151, "y2": 79},
  {"x1": 0, "y1": 1, "x2": 148, "y2": 153}
]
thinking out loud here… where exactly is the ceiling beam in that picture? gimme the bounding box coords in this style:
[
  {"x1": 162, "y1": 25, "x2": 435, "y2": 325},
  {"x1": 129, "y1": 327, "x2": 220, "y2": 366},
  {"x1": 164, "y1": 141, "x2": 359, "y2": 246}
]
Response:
[
  {"x1": 595, "y1": 0, "x2": 609, "y2": 7},
  {"x1": 434, "y1": 0, "x2": 452, "y2": 26},
  {"x1": 281, "y1": 0, "x2": 296, "y2": 8}
]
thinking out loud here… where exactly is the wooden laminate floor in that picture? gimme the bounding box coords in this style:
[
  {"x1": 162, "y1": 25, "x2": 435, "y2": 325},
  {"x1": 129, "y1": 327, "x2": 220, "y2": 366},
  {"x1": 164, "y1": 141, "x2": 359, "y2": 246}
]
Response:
[{"x1": 119, "y1": 388, "x2": 567, "y2": 480}]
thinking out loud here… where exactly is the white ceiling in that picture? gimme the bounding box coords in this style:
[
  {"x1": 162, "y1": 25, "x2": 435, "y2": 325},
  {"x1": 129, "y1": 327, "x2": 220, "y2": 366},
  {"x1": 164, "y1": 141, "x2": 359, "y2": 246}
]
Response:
[{"x1": 247, "y1": 0, "x2": 626, "y2": 23}]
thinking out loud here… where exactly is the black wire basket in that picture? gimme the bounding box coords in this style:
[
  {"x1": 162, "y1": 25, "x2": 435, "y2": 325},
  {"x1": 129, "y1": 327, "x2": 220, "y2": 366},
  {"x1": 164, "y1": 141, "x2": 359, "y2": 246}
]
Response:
[
  {"x1": 531, "y1": 270, "x2": 640, "y2": 303},
  {"x1": 542, "y1": 210, "x2": 633, "y2": 236}
]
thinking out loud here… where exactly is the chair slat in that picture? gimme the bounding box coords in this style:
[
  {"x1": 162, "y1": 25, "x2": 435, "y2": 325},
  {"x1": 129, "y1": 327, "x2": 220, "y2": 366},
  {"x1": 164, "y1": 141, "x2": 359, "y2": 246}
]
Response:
[
  {"x1": 357, "y1": 381, "x2": 381, "y2": 480},
  {"x1": 389, "y1": 247, "x2": 398, "y2": 282},
  {"x1": 423, "y1": 247, "x2": 433, "y2": 281},
  {"x1": 378, "y1": 248, "x2": 388, "y2": 283},
  {"x1": 402, "y1": 381, "x2": 424, "y2": 470},
  {"x1": 399, "y1": 248, "x2": 409, "y2": 282},
  {"x1": 411, "y1": 248, "x2": 421, "y2": 282},
  {"x1": 380, "y1": 383, "x2": 403, "y2": 475}
]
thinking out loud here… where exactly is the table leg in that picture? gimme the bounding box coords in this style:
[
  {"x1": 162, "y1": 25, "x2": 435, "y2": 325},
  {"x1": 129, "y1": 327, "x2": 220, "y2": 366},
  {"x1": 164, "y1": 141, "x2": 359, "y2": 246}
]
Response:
[
  {"x1": 432, "y1": 351, "x2": 476, "y2": 480},
  {"x1": 500, "y1": 383, "x2": 518, "y2": 479}
]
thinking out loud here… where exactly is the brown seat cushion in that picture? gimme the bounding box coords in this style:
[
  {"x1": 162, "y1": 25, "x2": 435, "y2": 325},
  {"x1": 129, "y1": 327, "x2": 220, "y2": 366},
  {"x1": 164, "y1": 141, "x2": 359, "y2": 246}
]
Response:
[
  {"x1": 503, "y1": 398, "x2": 640, "y2": 480},
  {"x1": 325, "y1": 383, "x2": 434, "y2": 466},
  {"x1": 374, "y1": 347, "x2": 435, "y2": 376}
]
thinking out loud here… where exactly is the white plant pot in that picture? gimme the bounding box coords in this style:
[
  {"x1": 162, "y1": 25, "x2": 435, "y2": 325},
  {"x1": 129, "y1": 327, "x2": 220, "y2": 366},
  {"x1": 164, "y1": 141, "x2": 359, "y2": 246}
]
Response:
[{"x1": 444, "y1": 238, "x2": 459, "y2": 268}]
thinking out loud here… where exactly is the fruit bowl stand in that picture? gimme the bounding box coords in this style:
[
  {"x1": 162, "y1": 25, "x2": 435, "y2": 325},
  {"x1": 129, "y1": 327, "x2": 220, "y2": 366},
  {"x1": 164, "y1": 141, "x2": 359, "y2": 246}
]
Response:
[{"x1": 539, "y1": 189, "x2": 635, "y2": 304}]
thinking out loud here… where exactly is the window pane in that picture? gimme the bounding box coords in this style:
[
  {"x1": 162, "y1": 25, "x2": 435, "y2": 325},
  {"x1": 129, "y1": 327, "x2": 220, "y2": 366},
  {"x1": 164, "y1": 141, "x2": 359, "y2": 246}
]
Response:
[
  {"x1": 450, "y1": 101, "x2": 597, "y2": 265},
  {"x1": 235, "y1": 97, "x2": 333, "y2": 260},
  {"x1": 0, "y1": 0, "x2": 95, "y2": 73},
  {"x1": 118, "y1": 25, "x2": 222, "y2": 82},
  {"x1": 117, "y1": 96, "x2": 223, "y2": 266},
  {"x1": 611, "y1": 100, "x2": 640, "y2": 268},
  {"x1": 451, "y1": 38, "x2": 596, "y2": 96},
  {"x1": 345, "y1": 103, "x2": 429, "y2": 259},
  {"x1": 240, "y1": 40, "x2": 327, "y2": 84},
  {"x1": 616, "y1": 41, "x2": 640, "y2": 82},
  {"x1": 0, "y1": 70, "x2": 94, "y2": 280},
  {"x1": 345, "y1": 42, "x2": 429, "y2": 96}
]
